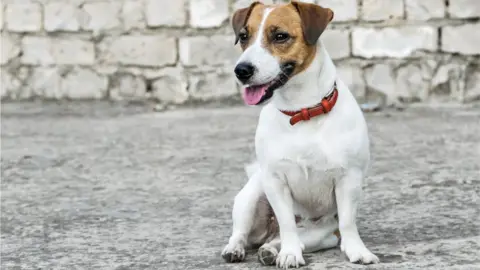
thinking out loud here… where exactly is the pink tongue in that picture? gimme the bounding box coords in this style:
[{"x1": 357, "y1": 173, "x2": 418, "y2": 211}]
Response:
[{"x1": 242, "y1": 85, "x2": 268, "y2": 105}]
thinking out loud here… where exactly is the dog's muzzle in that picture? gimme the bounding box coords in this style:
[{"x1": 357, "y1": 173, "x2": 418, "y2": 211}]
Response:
[{"x1": 239, "y1": 61, "x2": 296, "y2": 106}]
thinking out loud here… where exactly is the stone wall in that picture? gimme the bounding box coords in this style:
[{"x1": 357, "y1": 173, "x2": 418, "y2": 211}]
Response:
[{"x1": 1, "y1": 0, "x2": 479, "y2": 105}]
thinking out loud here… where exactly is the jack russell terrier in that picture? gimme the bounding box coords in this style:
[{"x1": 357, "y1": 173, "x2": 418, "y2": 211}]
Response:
[{"x1": 221, "y1": 1, "x2": 380, "y2": 269}]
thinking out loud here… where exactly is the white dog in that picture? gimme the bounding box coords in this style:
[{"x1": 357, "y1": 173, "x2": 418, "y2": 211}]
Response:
[{"x1": 221, "y1": 1, "x2": 380, "y2": 269}]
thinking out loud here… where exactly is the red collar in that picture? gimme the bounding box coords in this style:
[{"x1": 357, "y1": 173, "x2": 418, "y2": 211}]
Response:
[{"x1": 280, "y1": 82, "x2": 339, "y2": 126}]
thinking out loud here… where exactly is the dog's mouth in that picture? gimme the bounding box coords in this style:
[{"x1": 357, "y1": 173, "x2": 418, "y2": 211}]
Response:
[
  {"x1": 241, "y1": 62, "x2": 296, "y2": 106},
  {"x1": 242, "y1": 81, "x2": 276, "y2": 105}
]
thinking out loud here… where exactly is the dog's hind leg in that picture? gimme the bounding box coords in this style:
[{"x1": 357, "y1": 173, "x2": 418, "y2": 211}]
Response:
[
  {"x1": 257, "y1": 217, "x2": 340, "y2": 266},
  {"x1": 222, "y1": 164, "x2": 264, "y2": 263}
]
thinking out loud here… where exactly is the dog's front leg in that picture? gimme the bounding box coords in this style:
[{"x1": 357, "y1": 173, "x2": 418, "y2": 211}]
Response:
[
  {"x1": 222, "y1": 169, "x2": 262, "y2": 263},
  {"x1": 335, "y1": 169, "x2": 379, "y2": 264},
  {"x1": 262, "y1": 170, "x2": 305, "y2": 269}
]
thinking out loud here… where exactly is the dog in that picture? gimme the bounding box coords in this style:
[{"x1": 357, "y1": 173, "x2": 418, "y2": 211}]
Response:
[{"x1": 221, "y1": 1, "x2": 380, "y2": 268}]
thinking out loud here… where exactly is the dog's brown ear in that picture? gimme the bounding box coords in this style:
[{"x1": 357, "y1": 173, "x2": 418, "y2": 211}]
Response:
[
  {"x1": 232, "y1": 2, "x2": 261, "y2": 45},
  {"x1": 291, "y1": 1, "x2": 334, "y2": 46}
]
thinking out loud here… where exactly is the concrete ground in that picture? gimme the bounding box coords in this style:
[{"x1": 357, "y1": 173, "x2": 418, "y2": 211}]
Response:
[{"x1": 1, "y1": 102, "x2": 480, "y2": 270}]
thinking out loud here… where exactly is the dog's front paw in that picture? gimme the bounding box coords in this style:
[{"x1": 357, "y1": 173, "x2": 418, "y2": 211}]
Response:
[
  {"x1": 341, "y1": 240, "x2": 379, "y2": 264},
  {"x1": 221, "y1": 243, "x2": 246, "y2": 263},
  {"x1": 276, "y1": 246, "x2": 305, "y2": 269}
]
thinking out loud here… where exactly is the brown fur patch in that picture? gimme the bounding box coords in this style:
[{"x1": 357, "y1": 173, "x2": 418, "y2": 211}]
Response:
[
  {"x1": 239, "y1": 4, "x2": 265, "y2": 50},
  {"x1": 236, "y1": 2, "x2": 333, "y2": 76},
  {"x1": 247, "y1": 194, "x2": 279, "y2": 246},
  {"x1": 334, "y1": 229, "x2": 341, "y2": 239},
  {"x1": 262, "y1": 4, "x2": 316, "y2": 75},
  {"x1": 232, "y1": 2, "x2": 261, "y2": 44}
]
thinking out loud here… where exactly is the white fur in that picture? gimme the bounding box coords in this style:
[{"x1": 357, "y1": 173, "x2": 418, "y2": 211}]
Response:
[
  {"x1": 235, "y1": 8, "x2": 281, "y2": 87},
  {"x1": 222, "y1": 7, "x2": 379, "y2": 269}
]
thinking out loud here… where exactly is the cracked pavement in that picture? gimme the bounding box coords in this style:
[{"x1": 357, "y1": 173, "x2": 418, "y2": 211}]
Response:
[{"x1": 1, "y1": 102, "x2": 480, "y2": 270}]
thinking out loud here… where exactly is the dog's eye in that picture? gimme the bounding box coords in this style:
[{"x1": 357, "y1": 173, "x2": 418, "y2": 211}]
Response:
[
  {"x1": 239, "y1": 33, "x2": 249, "y2": 43},
  {"x1": 274, "y1": 32, "x2": 290, "y2": 43}
]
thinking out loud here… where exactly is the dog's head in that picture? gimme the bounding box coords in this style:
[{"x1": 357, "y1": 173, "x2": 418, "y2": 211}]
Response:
[{"x1": 232, "y1": 1, "x2": 333, "y2": 105}]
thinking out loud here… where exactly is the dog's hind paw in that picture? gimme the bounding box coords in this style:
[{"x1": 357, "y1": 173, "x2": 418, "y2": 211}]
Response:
[
  {"x1": 221, "y1": 243, "x2": 246, "y2": 263},
  {"x1": 258, "y1": 245, "x2": 278, "y2": 265}
]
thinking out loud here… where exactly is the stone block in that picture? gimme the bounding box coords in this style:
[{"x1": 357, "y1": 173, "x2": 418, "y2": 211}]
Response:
[
  {"x1": 189, "y1": 71, "x2": 237, "y2": 100},
  {"x1": 29, "y1": 67, "x2": 63, "y2": 99},
  {"x1": 21, "y1": 37, "x2": 55, "y2": 65},
  {"x1": 44, "y1": 2, "x2": 82, "y2": 32},
  {"x1": 0, "y1": 69, "x2": 7, "y2": 99},
  {"x1": 448, "y1": 0, "x2": 480, "y2": 18},
  {"x1": 61, "y1": 68, "x2": 108, "y2": 99},
  {"x1": 21, "y1": 37, "x2": 95, "y2": 65},
  {"x1": 5, "y1": 3, "x2": 42, "y2": 32},
  {"x1": 321, "y1": 29, "x2": 350, "y2": 59},
  {"x1": 317, "y1": 0, "x2": 358, "y2": 21},
  {"x1": 406, "y1": 0, "x2": 445, "y2": 20},
  {"x1": 336, "y1": 65, "x2": 365, "y2": 100},
  {"x1": 189, "y1": 0, "x2": 229, "y2": 28},
  {"x1": 110, "y1": 73, "x2": 147, "y2": 100},
  {"x1": 442, "y1": 23, "x2": 480, "y2": 55},
  {"x1": 1, "y1": 68, "x2": 22, "y2": 99},
  {"x1": 361, "y1": 0, "x2": 404, "y2": 21},
  {"x1": 179, "y1": 36, "x2": 240, "y2": 67},
  {"x1": 53, "y1": 39, "x2": 96, "y2": 65},
  {"x1": 152, "y1": 67, "x2": 189, "y2": 104},
  {"x1": 431, "y1": 62, "x2": 466, "y2": 101},
  {"x1": 99, "y1": 36, "x2": 177, "y2": 67},
  {"x1": 146, "y1": 0, "x2": 185, "y2": 27},
  {"x1": 82, "y1": 2, "x2": 122, "y2": 32},
  {"x1": 395, "y1": 64, "x2": 429, "y2": 101},
  {"x1": 352, "y1": 26, "x2": 437, "y2": 58},
  {"x1": 2, "y1": 66, "x2": 31, "y2": 99},
  {"x1": 465, "y1": 64, "x2": 480, "y2": 102},
  {"x1": 234, "y1": 0, "x2": 274, "y2": 9},
  {"x1": 0, "y1": 33, "x2": 21, "y2": 65},
  {"x1": 122, "y1": 0, "x2": 145, "y2": 30},
  {"x1": 0, "y1": 3, "x2": 4, "y2": 30},
  {"x1": 364, "y1": 64, "x2": 396, "y2": 103}
]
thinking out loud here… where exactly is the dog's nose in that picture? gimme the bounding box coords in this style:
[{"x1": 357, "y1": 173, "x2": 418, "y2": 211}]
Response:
[{"x1": 234, "y1": 62, "x2": 255, "y2": 83}]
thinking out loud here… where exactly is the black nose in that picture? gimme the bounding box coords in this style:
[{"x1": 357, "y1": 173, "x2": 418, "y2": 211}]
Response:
[{"x1": 234, "y1": 62, "x2": 255, "y2": 83}]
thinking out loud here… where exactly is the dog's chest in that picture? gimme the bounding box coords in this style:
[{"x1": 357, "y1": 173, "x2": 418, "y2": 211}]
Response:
[
  {"x1": 256, "y1": 118, "x2": 344, "y2": 217},
  {"x1": 256, "y1": 118, "x2": 339, "y2": 169},
  {"x1": 289, "y1": 167, "x2": 342, "y2": 218},
  {"x1": 260, "y1": 132, "x2": 342, "y2": 216}
]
